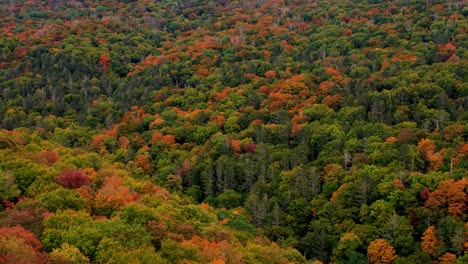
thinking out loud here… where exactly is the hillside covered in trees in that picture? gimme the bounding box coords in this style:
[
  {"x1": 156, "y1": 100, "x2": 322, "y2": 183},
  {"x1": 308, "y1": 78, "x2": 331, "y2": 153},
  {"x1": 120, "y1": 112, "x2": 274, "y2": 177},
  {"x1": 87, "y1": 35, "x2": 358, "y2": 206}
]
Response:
[{"x1": 0, "y1": 0, "x2": 467, "y2": 263}]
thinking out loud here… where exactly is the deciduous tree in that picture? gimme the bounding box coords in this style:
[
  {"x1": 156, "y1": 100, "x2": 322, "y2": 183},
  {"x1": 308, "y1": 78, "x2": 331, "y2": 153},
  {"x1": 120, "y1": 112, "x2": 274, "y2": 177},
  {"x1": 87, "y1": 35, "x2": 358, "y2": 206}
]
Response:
[
  {"x1": 421, "y1": 226, "x2": 439, "y2": 258},
  {"x1": 367, "y1": 239, "x2": 397, "y2": 264}
]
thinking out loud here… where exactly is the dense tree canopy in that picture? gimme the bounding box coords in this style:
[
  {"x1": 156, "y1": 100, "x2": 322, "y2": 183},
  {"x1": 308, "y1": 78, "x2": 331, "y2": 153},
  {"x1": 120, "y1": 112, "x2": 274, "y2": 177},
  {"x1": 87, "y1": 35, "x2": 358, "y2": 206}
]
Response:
[{"x1": 0, "y1": 0, "x2": 467, "y2": 263}]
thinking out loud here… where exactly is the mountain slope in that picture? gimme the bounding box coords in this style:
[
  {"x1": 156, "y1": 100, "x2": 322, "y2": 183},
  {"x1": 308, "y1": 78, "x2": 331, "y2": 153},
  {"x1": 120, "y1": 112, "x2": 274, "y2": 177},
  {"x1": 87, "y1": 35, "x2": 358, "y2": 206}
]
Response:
[{"x1": 0, "y1": 0, "x2": 467, "y2": 263}]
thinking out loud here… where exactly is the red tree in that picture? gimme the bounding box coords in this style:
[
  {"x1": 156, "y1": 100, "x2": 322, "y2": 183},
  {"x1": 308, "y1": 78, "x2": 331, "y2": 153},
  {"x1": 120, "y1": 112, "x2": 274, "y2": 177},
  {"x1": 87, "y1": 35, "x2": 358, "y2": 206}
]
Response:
[
  {"x1": 98, "y1": 55, "x2": 110, "y2": 70},
  {"x1": 56, "y1": 170, "x2": 90, "y2": 189}
]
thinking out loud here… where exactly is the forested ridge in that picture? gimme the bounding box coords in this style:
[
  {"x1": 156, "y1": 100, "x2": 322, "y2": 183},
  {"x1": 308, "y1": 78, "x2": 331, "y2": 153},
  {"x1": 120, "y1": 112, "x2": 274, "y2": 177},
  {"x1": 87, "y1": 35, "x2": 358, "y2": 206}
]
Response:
[{"x1": 0, "y1": 0, "x2": 467, "y2": 263}]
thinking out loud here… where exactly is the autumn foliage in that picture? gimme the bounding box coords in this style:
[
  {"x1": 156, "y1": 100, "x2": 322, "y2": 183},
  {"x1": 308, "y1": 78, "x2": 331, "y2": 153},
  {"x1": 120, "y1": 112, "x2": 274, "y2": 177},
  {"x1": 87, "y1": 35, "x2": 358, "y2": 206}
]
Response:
[
  {"x1": 56, "y1": 170, "x2": 90, "y2": 189},
  {"x1": 93, "y1": 176, "x2": 135, "y2": 216},
  {"x1": 0, "y1": 225, "x2": 51, "y2": 263},
  {"x1": 421, "y1": 226, "x2": 439, "y2": 257},
  {"x1": 430, "y1": 178, "x2": 468, "y2": 217},
  {"x1": 438, "y1": 252, "x2": 457, "y2": 264},
  {"x1": 0, "y1": 226, "x2": 42, "y2": 251},
  {"x1": 367, "y1": 239, "x2": 397, "y2": 264},
  {"x1": 38, "y1": 150, "x2": 60, "y2": 165},
  {"x1": 0, "y1": 0, "x2": 466, "y2": 263},
  {"x1": 98, "y1": 55, "x2": 110, "y2": 70},
  {"x1": 417, "y1": 138, "x2": 445, "y2": 171}
]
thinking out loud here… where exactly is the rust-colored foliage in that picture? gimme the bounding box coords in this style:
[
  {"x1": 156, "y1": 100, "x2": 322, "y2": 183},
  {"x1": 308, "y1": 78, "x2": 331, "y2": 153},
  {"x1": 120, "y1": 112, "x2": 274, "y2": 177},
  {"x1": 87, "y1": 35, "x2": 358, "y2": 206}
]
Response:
[
  {"x1": 449, "y1": 143, "x2": 467, "y2": 167},
  {"x1": 251, "y1": 119, "x2": 264, "y2": 126},
  {"x1": 142, "y1": 54, "x2": 162, "y2": 66},
  {"x1": 91, "y1": 134, "x2": 109, "y2": 150},
  {"x1": 464, "y1": 222, "x2": 468, "y2": 250},
  {"x1": 230, "y1": 139, "x2": 241, "y2": 156},
  {"x1": 178, "y1": 159, "x2": 191, "y2": 177},
  {"x1": 418, "y1": 138, "x2": 436, "y2": 158},
  {"x1": 330, "y1": 183, "x2": 347, "y2": 202},
  {"x1": 438, "y1": 252, "x2": 456, "y2": 264},
  {"x1": 151, "y1": 131, "x2": 164, "y2": 143},
  {"x1": 197, "y1": 68, "x2": 211, "y2": 77},
  {"x1": 385, "y1": 136, "x2": 398, "y2": 144},
  {"x1": 269, "y1": 100, "x2": 284, "y2": 111},
  {"x1": 437, "y1": 42, "x2": 456, "y2": 61},
  {"x1": 427, "y1": 150, "x2": 445, "y2": 171},
  {"x1": 421, "y1": 226, "x2": 439, "y2": 257},
  {"x1": 291, "y1": 111, "x2": 308, "y2": 125},
  {"x1": 150, "y1": 114, "x2": 165, "y2": 128},
  {"x1": 0, "y1": 0, "x2": 466, "y2": 262},
  {"x1": 352, "y1": 153, "x2": 369, "y2": 164},
  {"x1": 280, "y1": 40, "x2": 294, "y2": 52},
  {"x1": 396, "y1": 129, "x2": 417, "y2": 145},
  {"x1": 391, "y1": 52, "x2": 417, "y2": 63},
  {"x1": 210, "y1": 115, "x2": 226, "y2": 127},
  {"x1": 392, "y1": 178, "x2": 405, "y2": 190},
  {"x1": 264, "y1": 70, "x2": 277, "y2": 79},
  {"x1": 38, "y1": 150, "x2": 59, "y2": 165},
  {"x1": 106, "y1": 125, "x2": 119, "y2": 138},
  {"x1": 0, "y1": 232, "x2": 49, "y2": 264},
  {"x1": 291, "y1": 124, "x2": 302, "y2": 135},
  {"x1": 381, "y1": 60, "x2": 391, "y2": 69},
  {"x1": 417, "y1": 138, "x2": 445, "y2": 170},
  {"x1": 182, "y1": 236, "x2": 243, "y2": 263},
  {"x1": 134, "y1": 153, "x2": 152, "y2": 173},
  {"x1": 322, "y1": 94, "x2": 343, "y2": 109},
  {"x1": 442, "y1": 124, "x2": 464, "y2": 141},
  {"x1": 425, "y1": 178, "x2": 468, "y2": 218},
  {"x1": 325, "y1": 67, "x2": 342, "y2": 78},
  {"x1": 121, "y1": 106, "x2": 150, "y2": 123},
  {"x1": 317, "y1": 80, "x2": 335, "y2": 96},
  {"x1": 162, "y1": 134, "x2": 176, "y2": 145},
  {"x1": 367, "y1": 239, "x2": 397, "y2": 264},
  {"x1": 458, "y1": 143, "x2": 468, "y2": 156},
  {"x1": 118, "y1": 136, "x2": 130, "y2": 149},
  {"x1": 94, "y1": 176, "x2": 134, "y2": 215},
  {"x1": 98, "y1": 55, "x2": 110, "y2": 70},
  {"x1": 147, "y1": 220, "x2": 168, "y2": 247},
  {"x1": 0, "y1": 226, "x2": 42, "y2": 251}
]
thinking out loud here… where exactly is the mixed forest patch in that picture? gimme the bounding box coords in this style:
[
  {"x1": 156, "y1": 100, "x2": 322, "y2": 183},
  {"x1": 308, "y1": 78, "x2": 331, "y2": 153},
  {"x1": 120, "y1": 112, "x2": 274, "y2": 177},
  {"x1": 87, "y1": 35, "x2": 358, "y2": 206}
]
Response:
[{"x1": 0, "y1": 0, "x2": 467, "y2": 263}]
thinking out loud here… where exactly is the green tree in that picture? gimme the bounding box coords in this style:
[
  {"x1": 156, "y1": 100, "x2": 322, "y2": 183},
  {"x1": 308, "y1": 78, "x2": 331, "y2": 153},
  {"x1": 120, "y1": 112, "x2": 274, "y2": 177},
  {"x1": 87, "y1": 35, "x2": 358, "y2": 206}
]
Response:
[
  {"x1": 50, "y1": 243, "x2": 90, "y2": 264},
  {"x1": 217, "y1": 190, "x2": 243, "y2": 209},
  {"x1": 0, "y1": 170, "x2": 20, "y2": 202},
  {"x1": 38, "y1": 187, "x2": 87, "y2": 212}
]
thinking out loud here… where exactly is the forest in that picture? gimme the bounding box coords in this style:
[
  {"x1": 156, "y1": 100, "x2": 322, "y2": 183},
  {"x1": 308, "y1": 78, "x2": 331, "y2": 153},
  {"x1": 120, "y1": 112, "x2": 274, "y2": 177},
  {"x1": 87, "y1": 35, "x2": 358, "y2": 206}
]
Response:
[{"x1": 0, "y1": 0, "x2": 467, "y2": 263}]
